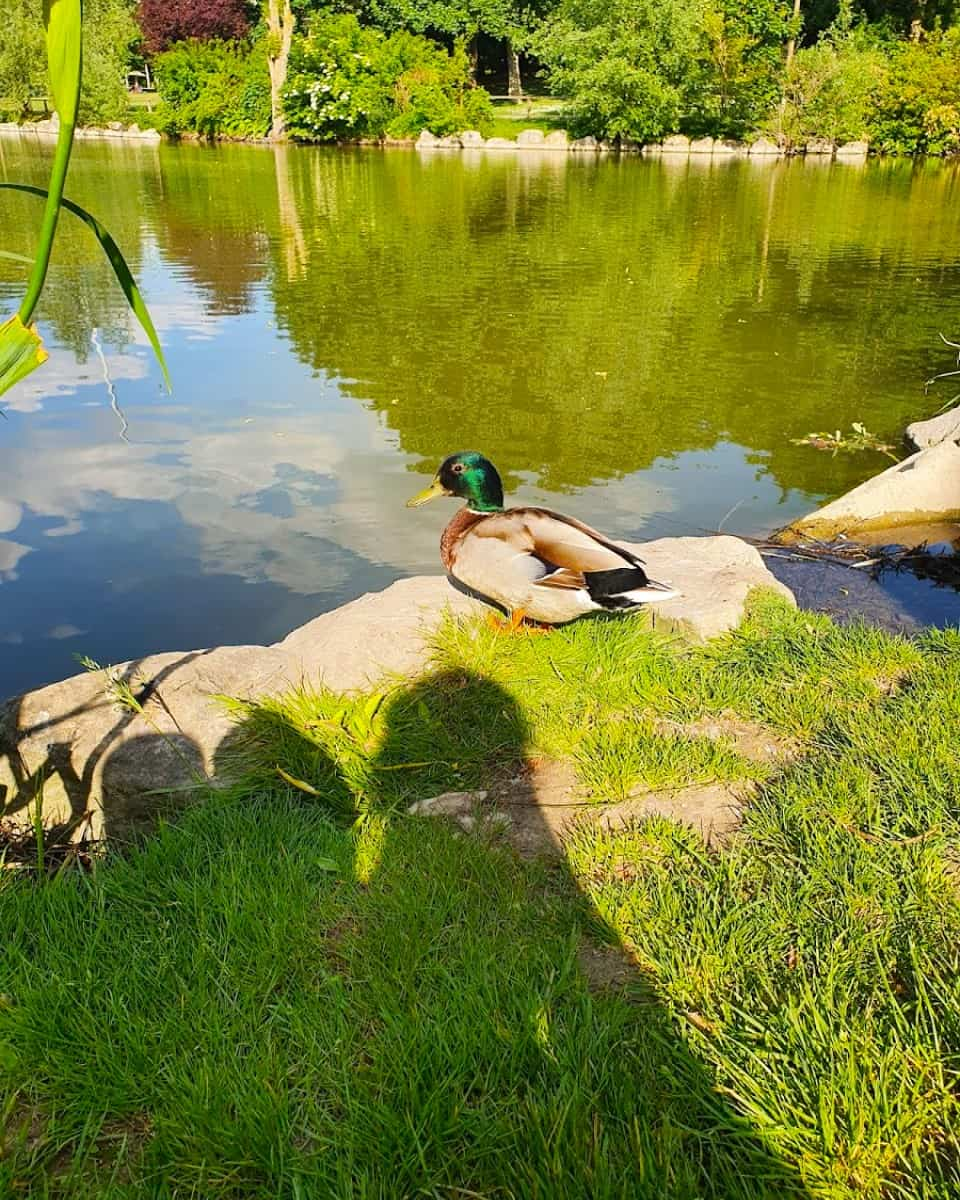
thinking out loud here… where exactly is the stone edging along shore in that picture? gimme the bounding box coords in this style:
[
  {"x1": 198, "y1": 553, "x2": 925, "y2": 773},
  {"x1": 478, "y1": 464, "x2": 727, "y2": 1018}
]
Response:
[
  {"x1": 1, "y1": 118, "x2": 872, "y2": 159},
  {"x1": 0, "y1": 117, "x2": 160, "y2": 142},
  {"x1": 414, "y1": 129, "x2": 872, "y2": 160}
]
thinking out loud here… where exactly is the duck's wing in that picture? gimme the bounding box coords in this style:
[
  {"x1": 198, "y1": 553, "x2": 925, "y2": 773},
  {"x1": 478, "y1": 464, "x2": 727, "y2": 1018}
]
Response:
[{"x1": 470, "y1": 506, "x2": 645, "y2": 590}]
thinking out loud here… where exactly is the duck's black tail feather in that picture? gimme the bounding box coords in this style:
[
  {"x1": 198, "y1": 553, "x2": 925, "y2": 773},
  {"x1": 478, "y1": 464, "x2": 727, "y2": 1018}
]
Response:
[{"x1": 585, "y1": 567, "x2": 680, "y2": 610}]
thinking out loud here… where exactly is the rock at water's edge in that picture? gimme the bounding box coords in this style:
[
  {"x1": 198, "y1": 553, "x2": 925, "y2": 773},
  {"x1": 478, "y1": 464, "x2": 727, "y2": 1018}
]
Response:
[
  {"x1": 906, "y1": 405, "x2": 960, "y2": 450},
  {"x1": 1, "y1": 538, "x2": 791, "y2": 843},
  {"x1": 748, "y1": 137, "x2": 782, "y2": 156},
  {"x1": 836, "y1": 140, "x2": 869, "y2": 159},
  {"x1": 781, "y1": 439, "x2": 960, "y2": 540}
]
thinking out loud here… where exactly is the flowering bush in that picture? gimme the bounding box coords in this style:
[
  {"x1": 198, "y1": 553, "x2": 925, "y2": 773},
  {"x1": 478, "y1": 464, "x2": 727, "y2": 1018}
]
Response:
[{"x1": 282, "y1": 13, "x2": 493, "y2": 142}]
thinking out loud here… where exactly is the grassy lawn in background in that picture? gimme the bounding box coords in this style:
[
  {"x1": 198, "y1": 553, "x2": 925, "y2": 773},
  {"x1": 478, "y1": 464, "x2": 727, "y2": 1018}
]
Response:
[
  {"x1": 2, "y1": 593, "x2": 959, "y2": 1197},
  {"x1": 485, "y1": 98, "x2": 565, "y2": 141}
]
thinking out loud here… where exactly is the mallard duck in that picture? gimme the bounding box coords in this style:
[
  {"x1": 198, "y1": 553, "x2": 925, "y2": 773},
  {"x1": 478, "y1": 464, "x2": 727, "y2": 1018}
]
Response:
[{"x1": 407, "y1": 451, "x2": 679, "y2": 629}]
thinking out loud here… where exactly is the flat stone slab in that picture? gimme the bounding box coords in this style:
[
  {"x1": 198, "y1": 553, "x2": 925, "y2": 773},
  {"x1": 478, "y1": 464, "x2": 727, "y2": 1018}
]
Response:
[
  {"x1": 1, "y1": 536, "x2": 790, "y2": 844},
  {"x1": 782, "y1": 440, "x2": 960, "y2": 539},
  {"x1": 408, "y1": 766, "x2": 755, "y2": 856}
]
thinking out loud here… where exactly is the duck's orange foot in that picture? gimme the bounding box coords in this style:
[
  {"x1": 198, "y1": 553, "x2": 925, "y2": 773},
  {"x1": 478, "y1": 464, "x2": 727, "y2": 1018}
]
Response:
[{"x1": 486, "y1": 609, "x2": 554, "y2": 635}]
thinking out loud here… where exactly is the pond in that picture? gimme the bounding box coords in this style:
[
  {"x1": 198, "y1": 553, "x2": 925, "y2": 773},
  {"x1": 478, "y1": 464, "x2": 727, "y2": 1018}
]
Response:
[{"x1": 2, "y1": 137, "x2": 959, "y2": 698}]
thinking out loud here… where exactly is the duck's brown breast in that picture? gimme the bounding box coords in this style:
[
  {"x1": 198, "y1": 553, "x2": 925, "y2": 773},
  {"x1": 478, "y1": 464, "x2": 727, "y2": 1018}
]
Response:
[{"x1": 440, "y1": 508, "x2": 488, "y2": 571}]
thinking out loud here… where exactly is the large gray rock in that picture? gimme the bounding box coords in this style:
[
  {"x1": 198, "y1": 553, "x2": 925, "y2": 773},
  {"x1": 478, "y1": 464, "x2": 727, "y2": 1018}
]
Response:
[
  {"x1": 544, "y1": 130, "x2": 569, "y2": 150},
  {"x1": 1, "y1": 538, "x2": 790, "y2": 844},
  {"x1": 459, "y1": 130, "x2": 484, "y2": 147},
  {"x1": 516, "y1": 129, "x2": 545, "y2": 147},
  {"x1": 661, "y1": 134, "x2": 690, "y2": 155},
  {"x1": 782, "y1": 439, "x2": 960, "y2": 540},
  {"x1": 906, "y1": 405, "x2": 960, "y2": 450},
  {"x1": 835, "y1": 140, "x2": 869, "y2": 159},
  {"x1": 748, "y1": 137, "x2": 782, "y2": 157},
  {"x1": 689, "y1": 137, "x2": 714, "y2": 154},
  {"x1": 712, "y1": 140, "x2": 746, "y2": 156}
]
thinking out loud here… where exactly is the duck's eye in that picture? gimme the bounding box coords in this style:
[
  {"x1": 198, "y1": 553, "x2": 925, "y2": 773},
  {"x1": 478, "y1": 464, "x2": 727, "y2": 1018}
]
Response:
[{"x1": 452, "y1": 463, "x2": 464, "y2": 474}]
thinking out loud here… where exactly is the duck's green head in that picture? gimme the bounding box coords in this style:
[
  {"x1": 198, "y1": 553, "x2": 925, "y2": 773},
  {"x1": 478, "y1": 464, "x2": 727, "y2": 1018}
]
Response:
[{"x1": 406, "y1": 451, "x2": 504, "y2": 513}]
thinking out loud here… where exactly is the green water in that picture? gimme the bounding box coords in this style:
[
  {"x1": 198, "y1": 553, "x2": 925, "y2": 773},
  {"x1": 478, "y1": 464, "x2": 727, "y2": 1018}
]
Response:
[{"x1": 1, "y1": 138, "x2": 959, "y2": 695}]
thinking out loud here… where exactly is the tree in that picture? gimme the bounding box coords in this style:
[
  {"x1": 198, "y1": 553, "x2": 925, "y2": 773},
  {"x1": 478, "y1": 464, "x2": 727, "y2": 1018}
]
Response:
[
  {"x1": 137, "y1": 0, "x2": 251, "y2": 53},
  {"x1": 266, "y1": 0, "x2": 296, "y2": 138},
  {"x1": 355, "y1": 0, "x2": 545, "y2": 90},
  {"x1": 0, "y1": 0, "x2": 139, "y2": 124},
  {"x1": 535, "y1": 0, "x2": 796, "y2": 141},
  {"x1": 0, "y1": 2, "x2": 46, "y2": 120}
]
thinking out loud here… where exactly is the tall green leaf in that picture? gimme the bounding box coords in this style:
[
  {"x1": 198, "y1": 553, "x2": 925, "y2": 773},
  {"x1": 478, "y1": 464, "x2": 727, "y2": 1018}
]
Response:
[
  {"x1": 1, "y1": 184, "x2": 171, "y2": 391},
  {"x1": 43, "y1": 0, "x2": 83, "y2": 123},
  {"x1": 17, "y1": 0, "x2": 83, "y2": 325}
]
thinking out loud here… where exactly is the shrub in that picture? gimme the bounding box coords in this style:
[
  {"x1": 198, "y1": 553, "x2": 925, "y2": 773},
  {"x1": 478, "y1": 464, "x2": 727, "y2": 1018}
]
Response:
[
  {"x1": 869, "y1": 29, "x2": 960, "y2": 154},
  {"x1": 535, "y1": 0, "x2": 798, "y2": 142},
  {"x1": 282, "y1": 13, "x2": 493, "y2": 142},
  {"x1": 153, "y1": 39, "x2": 271, "y2": 139},
  {"x1": 533, "y1": 0, "x2": 699, "y2": 142},
  {"x1": 770, "y1": 27, "x2": 890, "y2": 146}
]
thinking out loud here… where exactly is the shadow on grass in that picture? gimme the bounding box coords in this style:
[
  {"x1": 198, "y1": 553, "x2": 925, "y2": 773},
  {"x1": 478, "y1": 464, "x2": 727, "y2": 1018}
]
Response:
[{"x1": 202, "y1": 665, "x2": 812, "y2": 1199}]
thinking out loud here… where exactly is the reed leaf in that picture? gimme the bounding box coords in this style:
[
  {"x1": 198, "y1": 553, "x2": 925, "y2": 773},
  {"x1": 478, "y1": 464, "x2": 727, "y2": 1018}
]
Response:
[
  {"x1": 0, "y1": 315, "x2": 49, "y2": 401},
  {"x1": 43, "y1": 0, "x2": 83, "y2": 120},
  {"x1": 17, "y1": 0, "x2": 82, "y2": 326},
  {"x1": 1, "y1": 184, "x2": 171, "y2": 391}
]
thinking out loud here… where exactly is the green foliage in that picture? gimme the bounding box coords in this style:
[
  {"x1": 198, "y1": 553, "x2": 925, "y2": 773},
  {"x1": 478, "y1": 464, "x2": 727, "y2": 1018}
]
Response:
[
  {"x1": 771, "y1": 22, "x2": 960, "y2": 154},
  {"x1": 535, "y1": 0, "x2": 797, "y2": 142},
  {"x1": 869, "y1": 28, "x2": 960, "y2": 154},
  {"x1": 687, "y1": 0, "x2": 795, "y2": 137},
  {"x1": 0, "y1": 0, "x2": 136, "y2": 124},
  {"x1": 356, "y1": 0, "x2": 525, "y2": 41},
  {"x1": 0, "y1": 0, "x2": 45, "y2": 121},
  {"x1": 153, "y1": 38, "x2": 272, "y2": 138},
  {"x1": 532, "y1": 0, "x2": 697, "y2": 141},
  {"x1": 771, "y1": 22, "x2": 890, "y2": 145},
  {"x1": 282, "y1": 12, "x2": 493, "y2": 141}
]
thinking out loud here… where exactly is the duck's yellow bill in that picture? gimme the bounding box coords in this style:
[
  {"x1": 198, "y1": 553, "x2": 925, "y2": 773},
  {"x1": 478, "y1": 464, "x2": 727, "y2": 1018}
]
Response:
[{"x1": 406, "y1": 478, "x2": 447, "y2": 507}]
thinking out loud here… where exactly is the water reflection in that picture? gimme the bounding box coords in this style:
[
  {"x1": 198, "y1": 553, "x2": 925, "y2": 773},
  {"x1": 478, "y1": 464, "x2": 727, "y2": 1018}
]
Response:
[{"x1": 1, "y1": 137, "x2": 959, "y2": 696}]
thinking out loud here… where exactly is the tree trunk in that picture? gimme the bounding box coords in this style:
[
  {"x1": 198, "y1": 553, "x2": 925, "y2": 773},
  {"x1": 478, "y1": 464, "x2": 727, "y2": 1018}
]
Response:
[
  {"x1": 506, "y1": 40, "x2": 522, "y2": 98},
  {"x1": 785, "y1": 0, "x2": 801, "y2": 68},
  {"x1": 267, "y1": 0, "x2": 295, "y2": 141},
  {"x1": 468, "y1": 34, "x2": 479, "y2": 84}
]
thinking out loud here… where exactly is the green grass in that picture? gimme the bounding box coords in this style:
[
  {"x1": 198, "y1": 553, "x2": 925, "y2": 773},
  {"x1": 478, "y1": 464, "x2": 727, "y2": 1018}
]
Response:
[
  {"x1": 484, "y1": 98, "x2": 565, "y2": 141},
  {"x1": 2, "y1": 592, "x2": 960, "y2": 1197}
]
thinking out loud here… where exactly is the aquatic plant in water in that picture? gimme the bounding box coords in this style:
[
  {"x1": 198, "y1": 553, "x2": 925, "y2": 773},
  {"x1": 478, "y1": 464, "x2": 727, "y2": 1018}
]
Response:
[
  {"x1": 790, "y1": 422, "x2": 898, "y2": 460},
  {"x1": 0, "y1": 0, "x2": 168, "y2": 403}
]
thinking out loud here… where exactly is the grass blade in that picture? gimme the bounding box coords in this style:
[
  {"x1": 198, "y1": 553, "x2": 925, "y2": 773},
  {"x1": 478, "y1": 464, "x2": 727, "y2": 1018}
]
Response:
[
  {"x1": 0, "y1": 251, "x2": 34, "y2": 265},
  {"x1": 1, "y1": 184, "x2": 171, "y2": 391}
]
